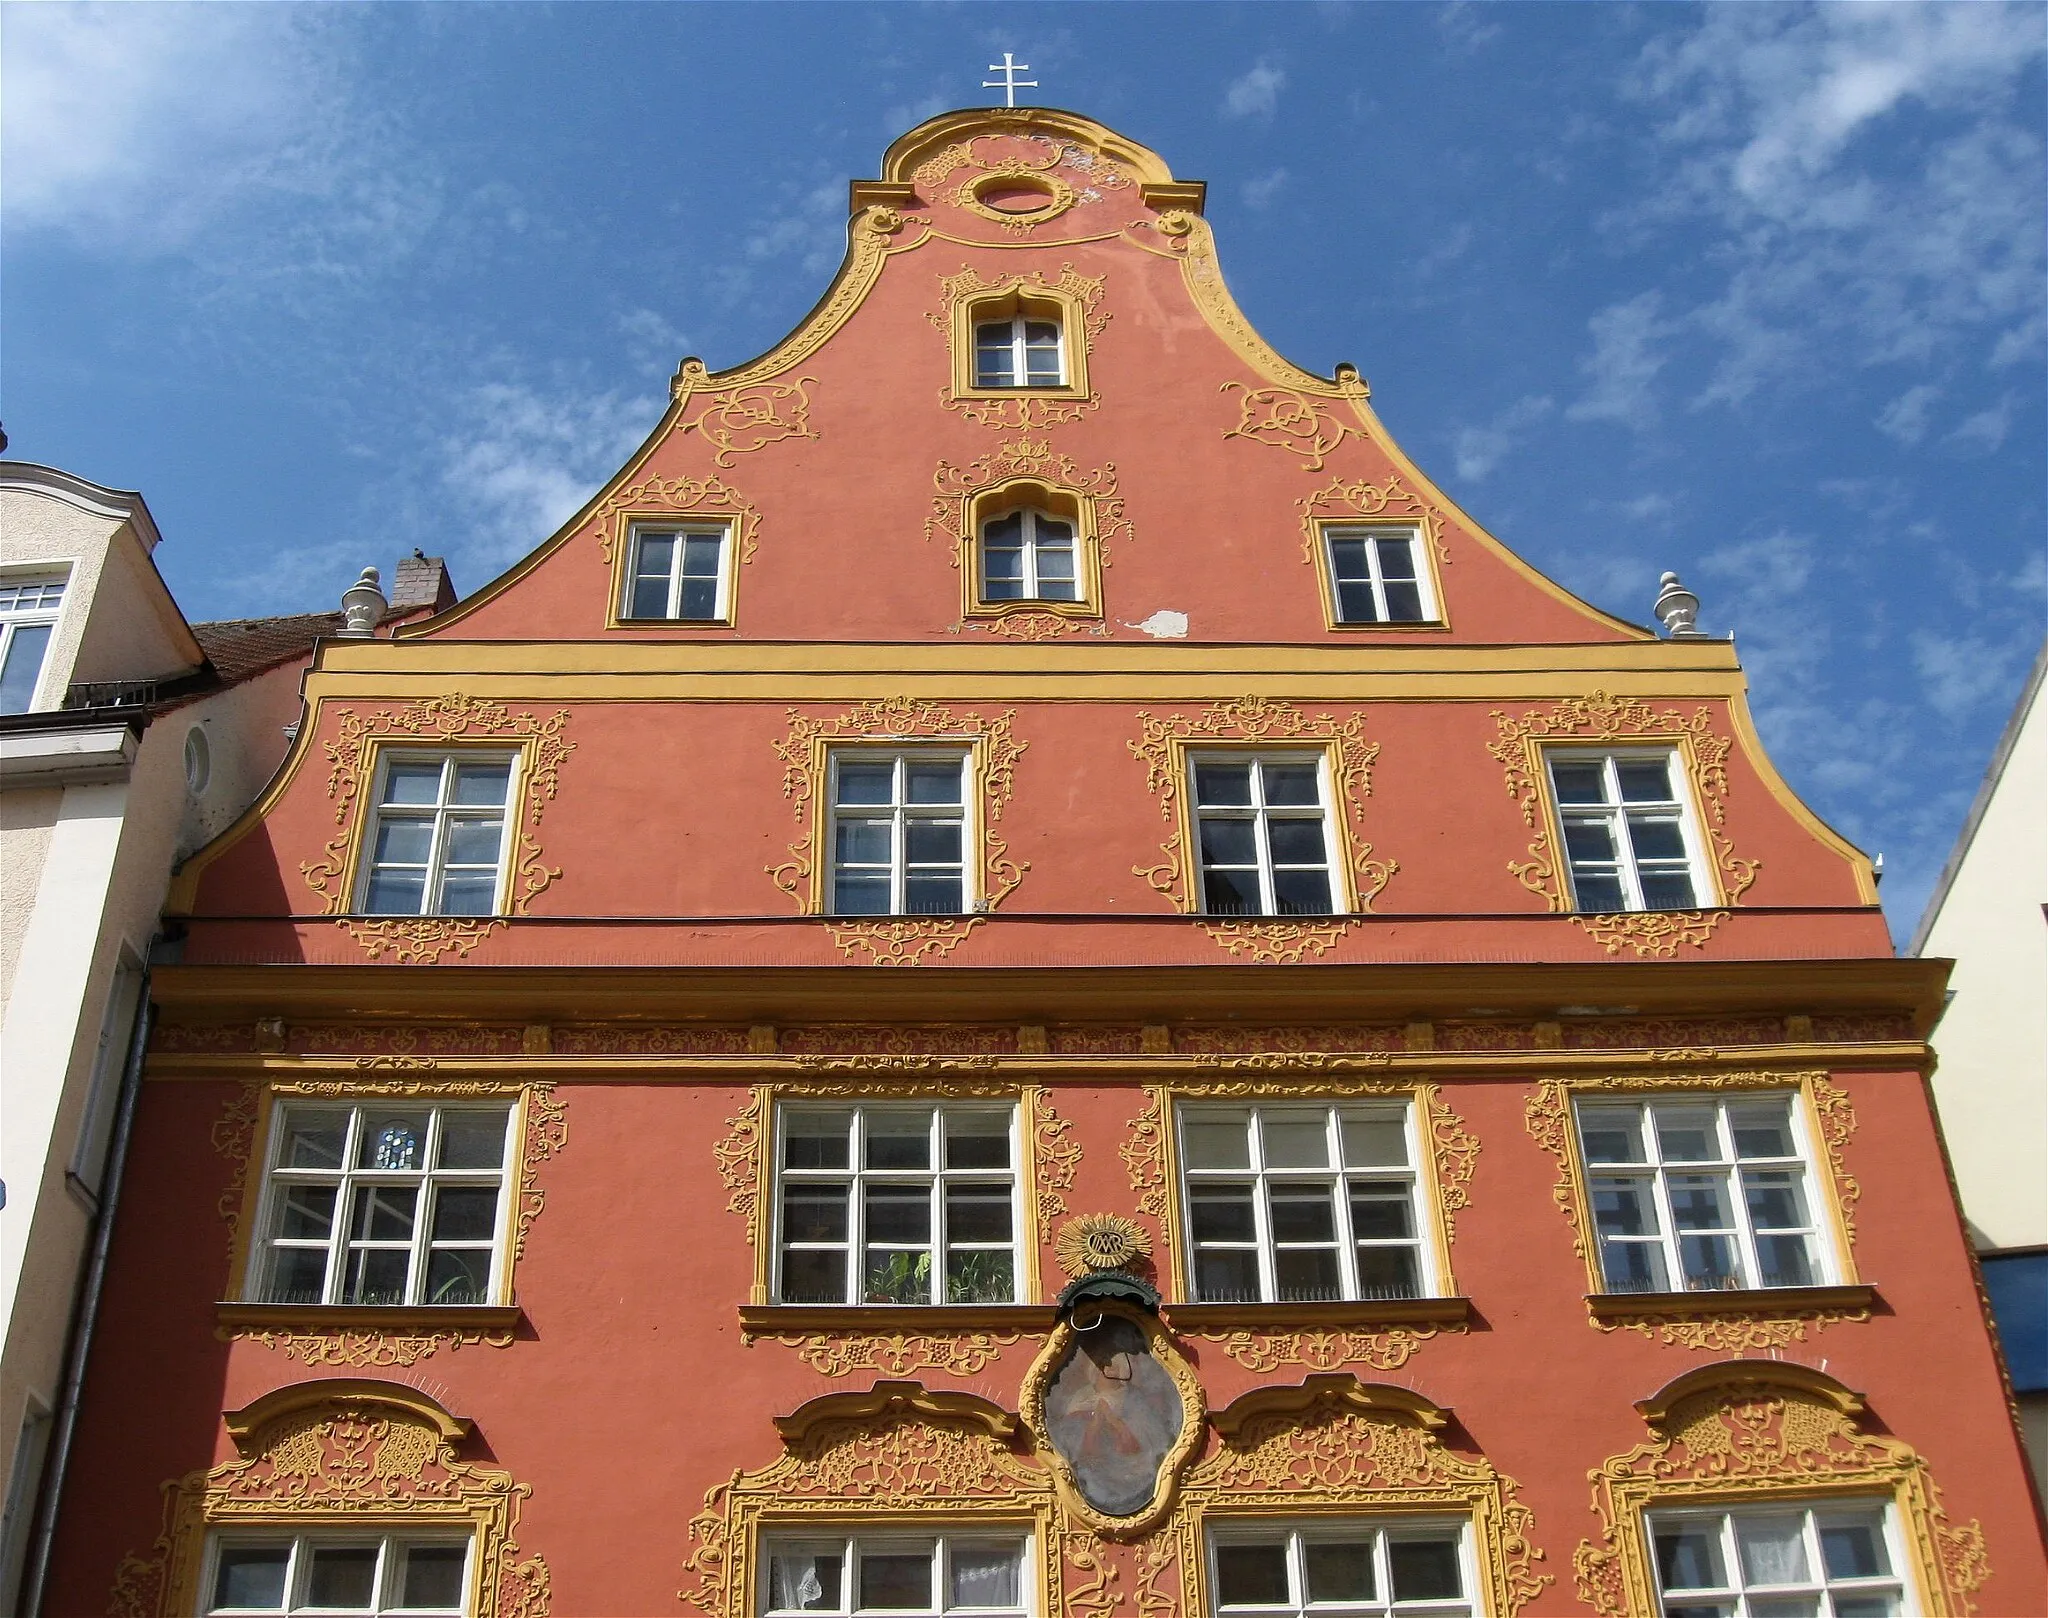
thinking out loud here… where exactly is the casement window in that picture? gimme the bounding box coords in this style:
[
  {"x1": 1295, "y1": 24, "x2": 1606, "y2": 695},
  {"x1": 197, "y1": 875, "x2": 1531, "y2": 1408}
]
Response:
[
  {"x1": 1648, "y1": 1503, "x2": 1905, "y2": 1616},
  {"x1": 623, "y1": 522, "x2": 731, "y2": 622},
  {"x1": 828, "y1": 750, "x2": 971, "y2": 917},
  {"x1": 356, "y1": 752, "x2": 515, "y2": 917},
  {"x1": 1208, "y1": 1520, "x2": 1475, "y2": 1617},
  {"x1": 979, "y1": 508, "x2": 1078, "y2": 603},
  {"x1": 250, "y1": 1103, "x2": 514, "y2": 1307},
  {"x1": 0, "y1": 575, "x2": 66, "y2": 715},
  {"x1": 973, "y1": 314, "x2": 1064, "y2": 389},
  {"x1": 1321, "y1": 526, "x2": 1435, "y2": 625},
  {"x1": 1576, "y1": 1094, "x2": 1830, "y2": 1294},
  {"x1": 762, "y1": 1534, "x2": 1029, "y2": 1616},
  {"x1": 775, "y1": 1104, "x2": 1020, "y2": 1306},
  {"x1": 1546, "y1": 751, "x2": 1706, "y2": 913},
  {"x1": 203, "y1": 1534, "x2": 470, "y2": 1617},
  {"x1": 1191, "y1": 755, "x2": 1338, "y2": 917},
  {"x1": 1179, "y1": 1102, "x2": 1434, "y2": 1305}
]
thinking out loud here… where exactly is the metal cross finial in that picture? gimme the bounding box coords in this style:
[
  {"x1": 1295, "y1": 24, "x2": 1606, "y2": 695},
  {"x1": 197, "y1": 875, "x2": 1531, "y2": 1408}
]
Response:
[{"x1": 983, "y1": 52, "x2": 1037, "y2": 107}]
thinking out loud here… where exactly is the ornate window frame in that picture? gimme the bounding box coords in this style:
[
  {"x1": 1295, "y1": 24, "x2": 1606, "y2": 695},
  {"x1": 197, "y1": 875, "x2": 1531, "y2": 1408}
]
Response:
[
  {"x1": 931, "y1": 264, "x2": 1108, "y2": 429},
  {"x1": 593, "y1": 474, "x2": 760, "y2": 630},
  {"x1": 926, "y1": 442, "x2": 1127, "y2": 631},
  {"x1": 613, "y1": 518, "x2": 741, "y2": 627},
  {"x1": 1297, "y1": 475, "x2": 1451, "y2": 633},
  {"x1": 1573, "y1": 1363, "x2": 1988, "y2": 1617},
  {"x1": 108, "y1": 1380, "x2": 549, "y2": 1618}
]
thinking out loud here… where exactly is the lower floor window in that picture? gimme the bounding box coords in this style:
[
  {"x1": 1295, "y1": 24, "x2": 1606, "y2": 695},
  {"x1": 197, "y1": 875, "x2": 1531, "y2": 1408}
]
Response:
[
  {"x1": 1649, "y1": 1503, "x2": 1903, "y2": 1616},
  {"x1": 763, "y1": 1534, "x2": 1027, "y2": 1615},
  {"x1": 1209, "y1": 1520, "x2": 1472, "y2": 1616},
  {"x1": 206, "y1": 1534, "x2": 469, "y2": 1616}
]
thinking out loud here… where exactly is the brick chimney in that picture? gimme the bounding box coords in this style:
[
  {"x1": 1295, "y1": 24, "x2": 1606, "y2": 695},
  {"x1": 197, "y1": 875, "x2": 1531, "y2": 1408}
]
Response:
[{"x1": 389, "y1": 550, "x2": 457, "y2": 615}]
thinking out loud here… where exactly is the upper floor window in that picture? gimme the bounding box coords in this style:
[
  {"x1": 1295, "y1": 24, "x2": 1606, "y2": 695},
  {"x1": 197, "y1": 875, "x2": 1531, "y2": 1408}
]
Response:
[
  {"x1": 828, "y1": 750, "x2": 970, "y2": 917},
  {"x1": 206, "y1": 1533, "x2": 470, "y2": 1617},
  {"x1": 1547, "y1": 750, "x2": 1705, "y2": 913},
  {"x1": 1648, "y1": 1503, "x2": 1903, "y2": 1617},
  {"x1": 0, "y1": 574, "x2": 66, "y2": 715},
  {"x1": 974, "y1": 314, "x2": 1064, "y2": 389},
  {"x1": 1321, "y1": 525, "x2": 1436, "y2": 625},
  {"x1": 775, "y1": 1103, "x2": 1020, "y2": 1306},
  {"x1": 1192, "y1": 755, "x2": 1336, "y2": 917},
  {"x1": 980, "y1": 508, "x2": 1077, "y2": 603},
  {"x1": 1576, "y1": 1093, "x2": 1829, "y2": 1294},
  {"x1": 623, "y1": 522, "x2": 732, "y2": 622},
  {"x1": 357, "y1": 752, "x2": 514, "y2": 917},
  {"x1": 1209, "y1": 1520, "x2": 1475, "y2": 1617},
  {"x1": 764, "y1": 1533, "x2": 1029, "y2": 1616}
]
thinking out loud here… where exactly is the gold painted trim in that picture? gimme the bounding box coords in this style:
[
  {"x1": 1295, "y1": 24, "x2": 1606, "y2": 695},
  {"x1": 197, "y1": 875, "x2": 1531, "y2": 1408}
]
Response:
[
  {"x1": 930, "y1": 263, "x2": 1107, "y2": 428},
  {"x1": 1727, "y1": 691, "x2": 1880, "y2": 903},
  {"x1": 600, "y1": 482, "x2": 759, "y2": 632},
  {"x1": 1299, "y1": 475, "x2": 1452, "y2": 633},
  {"x1": 1586, "y1": 1283, "x2": 1877, "y2": 1352},
  {"x1": 1223, "y1": 381, "x2": 1367, "y2": 472},
  {"x1": 668, "y1": 371, "x2": 819, "y2": 465}
]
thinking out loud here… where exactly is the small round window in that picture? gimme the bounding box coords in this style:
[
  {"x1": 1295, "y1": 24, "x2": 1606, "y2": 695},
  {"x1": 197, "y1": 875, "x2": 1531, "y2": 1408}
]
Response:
[
  {"x1": 183, "y1": 726, "x2": 211, "y2": 795},
  {"x1": 962, "y1": 172, "x2": 1072, "y2": 224}
]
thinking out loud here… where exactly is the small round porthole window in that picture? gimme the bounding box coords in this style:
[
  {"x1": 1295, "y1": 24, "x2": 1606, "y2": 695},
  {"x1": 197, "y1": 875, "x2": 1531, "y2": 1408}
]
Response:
[
  {"x1": 962, "y1": 171, "x2": 1074, "y2": 225},
  {"x1": 183, "y1": 726, "x2": 210, "y2": 796}
]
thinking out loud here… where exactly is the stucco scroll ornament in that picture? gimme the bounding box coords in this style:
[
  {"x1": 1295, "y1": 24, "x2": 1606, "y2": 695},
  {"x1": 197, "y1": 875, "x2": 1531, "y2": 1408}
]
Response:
[
  {"x1": 1128, "y1": 696, "x2": 1396, "y2": 959},
  {"x1": 1487, "y1": 692, "x2": 1758, "y2": 958},
  {"x1": 108, "y1": 1385, "x2": 549, "y2": 1618},
  {"x1": 929, "y1": 263, "x2": 1110, "y2": 429},
  {"x1": 768, "y1": 698, "x2": 1029, "y2": 964},
  {"x1": 1297, "y1": 472, "x2": 1451, "y2": 564},
  {"x1": 927, "y1": 440, "x2": 1132, "y2": 626},
  {"x1": 671, "y1": 364, "x2": 819, "y2": 465},
  {"x1": 1031, "y1": 1088, "x2": 1083, "y2": 1223},
  {"x1": 581, "y1": 472, "x2": 761, "y2": 567},
  {"x1": 1222, "y1": 381, "x2": 1366, "y2": 472},
  {"x1": 227, "y1": 1325, "x2": 515, "y2": 1369}
]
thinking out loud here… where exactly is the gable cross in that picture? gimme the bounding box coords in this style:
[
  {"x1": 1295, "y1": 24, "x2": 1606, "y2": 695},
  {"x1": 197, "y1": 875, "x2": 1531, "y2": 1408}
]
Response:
[{"x1": 983, "y1": 53, "x2": 1037, "y2": 108}]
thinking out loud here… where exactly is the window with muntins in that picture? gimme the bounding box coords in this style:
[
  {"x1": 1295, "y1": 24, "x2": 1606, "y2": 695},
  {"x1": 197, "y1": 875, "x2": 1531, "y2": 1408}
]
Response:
[
  {"x1": 1648, "y1": 1503, "x2": 1904, "y2": 1616},
  {"x1": 1547, "y1": 751, "x2": 1705, "y2": 913},
  {"x1": 763, "y1": 1534, "x2": 1029, "y2": 1616},
  {"x1": 973, "y1": 314, "x2": 1064, "y2": 388},
  {"x1": 1180, "y1": 1102, "x2": 1432, "y2": 1304},
  {"x1": 1576, "y1": 1094, "x2": 1828, "y2": 1294},
  {"x1": 357, "y1": 752, "x2": 514, "y2": 916},
  {"x1": 0, "y1": 575, "x2": 65, "y2": 715},
  {"x1": 625, "y1": 522, "x2": 730, "y2": 621},
  {"x1": 1208, "y1": 1520, "x2": 1475, "y2": 1617},
  {"x1": 828, "y1": 751, "x2": 970, "y2": 916},
  {"x1": 980, "y1": 509, "x2": 1077, "y2": 603},
  {"x1": 204, "y1": 1534, "x2": 470, "y2": 1617},
  {"x1": 1192, "y1": 755, "x2": 1337, "y2": 917},
  {"x1": 251, "y1": 1103, "x2": 513, "y2": 1307},
  {"x1": 1322, "y1": 525, "x2": 1434, "y2": 624},
  {"x1": 776, "y1": 1104, "x2": 1020, "y2": 1306}
]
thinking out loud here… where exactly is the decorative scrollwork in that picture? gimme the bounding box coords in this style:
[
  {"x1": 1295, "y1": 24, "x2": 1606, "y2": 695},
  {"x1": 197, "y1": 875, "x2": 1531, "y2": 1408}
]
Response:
[
  {"x1": 1595, "y1": 1308, "x2": 1872, "y2": 1352},
  {"x1": 931, "y1": 263, "x2": 1109, "y2": 428},
  {"x1": 1224, "y1": 382, "x2": 1364, "y2": 471},
  {"x1": 825, "y1": 917, "x2": 984, "y2": 965},
  {"x1": 222, "y1": 1327, "x2": 515, "y2": 1367},
  {"x1": 1298, "y1": 471, "x2": 1450, "y2": 564},
  {"x1": 751, "y1": 1331, "x2": 1026, "y2": 1377},
  {"x1": 1423, "y1": 1086, "x2": 1480, "y2": 1244},
  {"x1": 714, "y1": 1086, "x2": 770, "y2": 1249},
  {"x1": 581, "y1": 471, "x2": 761, "y2": 566},
  {"x1": 926, "y1": 440, "x2": 1131, "y2": 605},
  {"x1": 672, "y1": 373, "x2": 818, "y2": 465},
  {"x1": 1031, "y1": 1089, "x2": 1083, "y2": 1223},
  {"x1": 1571, "y1": 909, "x2": 1730, "y2": 957},
  {"x1": 1194, "y1": 1324, "x2": 1448, "y2": 1373},
  {"x1": 1199, "y1": 920, "x2": 1353, "y2": 963},
  {"x1": 1122, "y1": 1087, "x2": 1170, "y2": 1220},
  {"x1": 212, "y1": 1083, "x2": 262, "y2": 1261},
  {"x1": 952, "y1": 609, "x2": 1107, "y2": 640}
]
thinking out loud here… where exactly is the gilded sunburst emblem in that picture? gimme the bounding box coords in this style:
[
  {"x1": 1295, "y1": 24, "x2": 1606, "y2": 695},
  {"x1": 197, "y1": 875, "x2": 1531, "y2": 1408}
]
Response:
[{"x1": 1055, "y1": 1213, "x2": 1153, "y2": 1277}]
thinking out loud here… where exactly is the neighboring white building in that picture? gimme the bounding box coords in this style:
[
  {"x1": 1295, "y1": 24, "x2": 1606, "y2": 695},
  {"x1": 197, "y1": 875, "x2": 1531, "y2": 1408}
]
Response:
[{"x1": 1914, "y1": 640, "x2": 2048, "y2": 1490}]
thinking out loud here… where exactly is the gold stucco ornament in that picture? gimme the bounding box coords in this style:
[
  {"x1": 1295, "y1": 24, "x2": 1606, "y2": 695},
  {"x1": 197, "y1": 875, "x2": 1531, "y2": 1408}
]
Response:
[{"x1": 1055, "y1": 1212, "x2": 1153, "y2": 1278}]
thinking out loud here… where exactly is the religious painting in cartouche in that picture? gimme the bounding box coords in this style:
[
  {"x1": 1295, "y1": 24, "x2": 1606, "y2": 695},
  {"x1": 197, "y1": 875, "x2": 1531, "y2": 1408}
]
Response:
[{"x1": 1041, "y1": 1313, "x2": 1185, "y2": 1517}]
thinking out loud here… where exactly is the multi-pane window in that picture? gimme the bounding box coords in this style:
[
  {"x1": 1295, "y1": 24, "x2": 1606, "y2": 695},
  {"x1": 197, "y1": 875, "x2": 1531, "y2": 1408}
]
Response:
[
  {"x1": 252, "y1": 1104, "x2": 513, "y2": 1307},
  {"x1": 1192, "y1": 755, "x2": 1337, "y2": 917},
  {"x1": 776, "y1": 1105, "x2": 1019, "y2": 1306},
  {"x1": 205, "y1": 1535, "x2": 469, "y2": 1617},
  {"x1": 1209, "y1": 1521, "x2": 1474, "y2": 1617},
  {"x1": 1547, "y1": 751, "x2": 1704, "y2": 913},
  {"x1": 1180, "y1": 1103, "x2": 1432, "y2": 1305},
  {"x1": 1649, "y1": 1504, "x2": 1905, "y2": 1617},
  {"x1": 762, "y1": 1534, "x2": 1029, "y2": 1616},
  {"x1": 624, "y1": 523, "x2": 729, "y2": 621},
  {"x1": 357, "y1": 753, "x2": 514, "y2": 917},
  {"x1": 1323, "y1": 527, "x2": 1432, "y2": 625},
  {"x1": 980, "y1": 509, "x2": 1077, "y2": 602},
  {"x1": 1576, "y1": 1094, "x2": 1828, "y2": 1294},
  {"x1": 0, "y1": 575, "x2": 66, "y2": 715},
  {"x1": 828, "y1": 751, "x2": 970, "y2": 917},
  {"x1": 973, "y1": 315, "x2": 1063, "y2": 388}
]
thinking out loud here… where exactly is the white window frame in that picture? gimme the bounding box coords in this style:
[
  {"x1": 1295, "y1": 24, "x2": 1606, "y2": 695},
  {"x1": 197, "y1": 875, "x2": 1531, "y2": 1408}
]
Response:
[
  {"x1": 972, "y1": 313, "x2": 1066, "y2": 389},
  {"x1": 773, "y1": 1102, "x2": 1023, "y2": 1307},
  {"x1": 199, "y1": 1531, "x2": 473, "y2": 1617},
  {"x1": 1206, "y1": 1517, "x2": 1477, "y2": 1617},
  {"x1": 978, "y1": 507, "x2": 1079, "y2": 604},
  {"x1": 1574, "y1": 1092, "x2": 1836, "y2": 1295},
  {"x1": 1178, "y1": 1101, "x2": 1438, "y2": 1306},
  {"x1": 1544, "y1": 748, "x2": 1711, "y2": 914},
  {"x1": 621, "y1": 521, "x2": 733, "y2": 622},
  {"x1": 353, "y1": 750, "x2": 518, "y2": 918},
  {"x1": 1644, "y1": 1500, "x2": 1909, "y2": 1617},
  {"x1": 1189, "y1": 752, "x2": 1341, "y2": 918},
  {"x1": 825, "y1": 749, "x2": 974, "y2": 918},
  {"x1": 0, "y1": 572, "x2": 67, "y2": 715},
  {"x1": 246, "y1": 1102, "x2": 516, "y2": 1308},
  {"x1": 759, "y1": 1531, "x2": 1034, "y2": 1617},
  {"x1": 1320, "y1": 524, "x2": 1437, "y2": 625}
]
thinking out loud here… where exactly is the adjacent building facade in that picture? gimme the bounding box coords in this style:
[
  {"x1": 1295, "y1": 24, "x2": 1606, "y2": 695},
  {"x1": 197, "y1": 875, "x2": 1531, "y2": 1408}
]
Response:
[{"x1": 38, "y1": 112, "x2": 2046, "y2": 1618}]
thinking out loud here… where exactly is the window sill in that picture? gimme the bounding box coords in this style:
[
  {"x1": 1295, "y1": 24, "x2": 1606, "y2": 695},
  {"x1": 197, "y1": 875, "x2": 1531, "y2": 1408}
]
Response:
[
  {"x1": 1162, "y1": 1297, "x2": 1472, "y2": 1331},
  {"x1": 217, "y1": 1302, "x2": 524, "y2": 1332},
  {"x1": 612, "y1": 616, "x2": 732, "y2": 628},
  {"x1": 738, "y1": 1304, "x2": 1060, "y2": 1333},
  {"x1": 1585, "y1": 1284, "x2": 1876, "y2": 1320},
  {"x1": 955, "y1": 386, "x2": 1090, "y2": 403}
]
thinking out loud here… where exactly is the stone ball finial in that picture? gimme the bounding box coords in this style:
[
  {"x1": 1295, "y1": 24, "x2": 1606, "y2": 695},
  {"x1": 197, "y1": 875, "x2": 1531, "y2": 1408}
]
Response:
[
  {"x1": 339, "y1": 565, "x2": 388, "y2": 638},
  {"x1": 1654, "y1": 571, "x2": 1705, "y2": 639}
]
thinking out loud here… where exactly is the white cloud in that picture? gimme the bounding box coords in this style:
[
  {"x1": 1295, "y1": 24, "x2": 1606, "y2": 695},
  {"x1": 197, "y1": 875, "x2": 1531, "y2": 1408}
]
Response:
[
  {"x1": 1223, "y1": 59, "x2": 1286, "y2": 120},
  {"x1": 1566, "y1": 293, "x2": 1671, "y2": 428},
  {"x1": 743, "y1": 179, "x2": 846, "y2": 280},
  {"x1": 618, "y1": 309, "x2": 690, "y2": 379},
  {"x1": 1436, "y1": 1, "x2": 1501, "y2": 54},
  {"x1": 1241, "y1": 168, "x2": 1290, "y2": 211},
  {"x1": 1875, "y1": 383, "x2": 1942, "y2": 445},
  {"x1": 1944, "y1": 395, "x2": 2014, "y2": 456},
  {"x1": 1911, "y1": 630, "x2": 2028, "y2": 720},
  {"x1": 1452, "y1": 394, "x2": 1553, "y2": 482}
]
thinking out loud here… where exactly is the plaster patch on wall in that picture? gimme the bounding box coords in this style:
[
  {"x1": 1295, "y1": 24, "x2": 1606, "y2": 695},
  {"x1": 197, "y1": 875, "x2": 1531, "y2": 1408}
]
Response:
[{"x1": 1130, "y1": 610, "x2": 1188, "y2": 639}]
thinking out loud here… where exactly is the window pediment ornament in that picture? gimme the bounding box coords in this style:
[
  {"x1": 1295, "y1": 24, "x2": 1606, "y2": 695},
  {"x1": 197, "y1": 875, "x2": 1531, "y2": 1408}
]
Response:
[{"x1": 931, "y1": 263, "x2": 1110, "y2": 429}]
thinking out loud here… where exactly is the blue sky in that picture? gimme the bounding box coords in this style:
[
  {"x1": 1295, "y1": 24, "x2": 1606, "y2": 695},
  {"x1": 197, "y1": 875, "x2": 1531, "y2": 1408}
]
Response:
[{"x1": 4, "y1": 1, "x2": 2042, "y2": 941}]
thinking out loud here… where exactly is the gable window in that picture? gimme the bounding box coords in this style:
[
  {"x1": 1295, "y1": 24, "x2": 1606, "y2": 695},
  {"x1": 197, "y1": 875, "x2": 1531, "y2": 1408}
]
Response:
[
  {"x1": 1576, "y1": 1093, "x2": 1830, "y2": 1294},
  {"x1": 1192, "y1": 755, "x2": 1336, "y2": 917},
  {"x1": 763, "y1": 1533, "x2": 1029, "y2": 1616},
  {"x1": 1179, "y1": 1101, "x2": 1434, "y2": 1305},
  {"x1": 1547, "y1": 750, "x2": 1705, "y2": 913},
  {"x1": 623, "y1": 522, "x2": 731, "y2": 622},
  {"x1": 974, "y1": 314, "x2": 1064, "y2": 389},
  {"x1": 1208, "y1": 1520, "x2": 1474, "y2": 1617},
  {"x1": 828, "y1": 750, "x2": 970, "y2": 916},
  {"x1": 357, "y1": 752, "x2": 514, "y2": 917},
  {"x1": 1648, "y1": 1503, "x2": 1903, "y2": 1616},
  {"x1": 0, "y1": 575, "x2": 66, "y2": 715},
  {"x1": 1321, "y1": 525, "x2": 1434, "y2": 625},
  {"x1": 204, "y1": 1534, "x2": 470, "y2": 1617},
  {"x1": 775, "y1": 1104, "x2": 1020, "y2": 1306},
  {"x1": 980, "y1": 508, "x2": 1077, "y2": 603}
]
